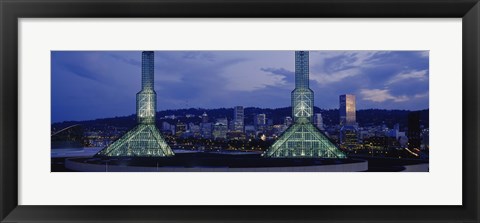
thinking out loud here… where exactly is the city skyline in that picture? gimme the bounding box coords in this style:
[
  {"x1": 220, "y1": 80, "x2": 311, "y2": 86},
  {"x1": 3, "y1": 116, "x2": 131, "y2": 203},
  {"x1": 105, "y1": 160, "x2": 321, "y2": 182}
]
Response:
[{"x1": 52, "y1": 50, "x2": 429, "y2": 123}]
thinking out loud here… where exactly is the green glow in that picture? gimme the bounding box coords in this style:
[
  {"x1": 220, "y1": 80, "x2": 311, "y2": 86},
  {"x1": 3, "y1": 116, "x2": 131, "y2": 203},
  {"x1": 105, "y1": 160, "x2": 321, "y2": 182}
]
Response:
[
  {"x1": 96, "y1": 51, "x2": 174, "y2": 157},
  {"x1": 266, "y1": 119, "x2": 346, "y2": 158},
  {"x1": 96, "y1": 124, "x2": 174, "y2": 157},
  {"x1": 265, "y1": 51, "x2": 346, "y2": 158}
]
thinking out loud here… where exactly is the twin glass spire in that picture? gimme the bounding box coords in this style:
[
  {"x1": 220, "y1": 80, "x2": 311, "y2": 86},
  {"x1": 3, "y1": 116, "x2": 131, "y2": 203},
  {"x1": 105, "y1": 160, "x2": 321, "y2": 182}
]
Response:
[{"x1": 97, "y1": 51, "x2": 345, "y2": 159}]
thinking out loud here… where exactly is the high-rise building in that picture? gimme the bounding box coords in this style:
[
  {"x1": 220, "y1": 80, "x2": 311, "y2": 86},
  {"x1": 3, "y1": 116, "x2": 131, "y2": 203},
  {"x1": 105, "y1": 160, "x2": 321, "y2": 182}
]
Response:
[
  {"x1": 161, "y1": 121, "x2": 174, "y2": 135},
  {"x1": 408, "y1": 111, "x2": 421, "y2": 150},
  {"x1": 339, "y1": 94, "x2": 356, "y2": 126},
  {"x1": 339, "y1": 94, "x2": 358, "y2": 150},
  {"x1": 244, "y1": 125, "x2": 256, "y2": 139},
  {"x1": 212, "y1": 122, "x2": 228, "y2": 139},
  {"x1": 254, "y1": 114, "x2": 267, "y2": 127},
  {"x1": 201, "y1": 112, "x2": 209, "y2": 123},
  {"x1": 265, "y1": 51, "x2": 346, "y2": 158},
  {"x1": 254, "y1": 113, "x2": 267, "y2": 133},
  {"x1": 339, "y1": 125, "x2": 359, "y2": 150},
  {"x1": 216, "y1": 117, "x2": 228, "y2": 126},
  {"x1": 422, "y1": 128, "x2": 429, "y2": 150},
  {"x1": 313, "y1": 113, "x2": 325, "y2": 130},
  {"x1": 175, "y1": 122, "x2": 187, "y2": 137},
  {"x1": 96, "y1": 51, "x2": 174, "y2": 157},
  {"x1": 200, "y1": 122, "x2": 213, "y2": 139},
  {"x1": 284, "y1": 116, "x2": 293, "y2": 126},
  {"x1": 233, "y1": 106, "x2": 244, "y2": 132},
  {"x1": 188, "y1": 123, "x2": 201, "y2": 137},
  {"x1": 387, "y1": 123, "x2": 405, "y2": 140}
]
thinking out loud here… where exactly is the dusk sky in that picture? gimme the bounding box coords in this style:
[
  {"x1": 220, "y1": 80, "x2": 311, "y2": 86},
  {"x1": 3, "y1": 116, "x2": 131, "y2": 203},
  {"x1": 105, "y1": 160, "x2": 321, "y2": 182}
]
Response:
[{"x1": 52, "y1": 51, "x2": 429, "y2": 123}]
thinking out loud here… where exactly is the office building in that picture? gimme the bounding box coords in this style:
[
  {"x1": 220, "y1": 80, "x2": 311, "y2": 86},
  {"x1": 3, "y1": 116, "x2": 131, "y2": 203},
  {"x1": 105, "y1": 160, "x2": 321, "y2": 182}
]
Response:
[
  {"x1": 212, "y1": 122, "x2": 228, "y2": 139},
  {"x1": 339, "y1": 94, "x2": 356, "y2": 126},
  {"x1": 408, "y1": 111, "x2": 421, "y2": 150},
  {"x1": 201, "y1": 112, "x2": 209, "y2": 123},
  {"x1": 339, "y1": 94, "x2": 358, "y2": 149},
  {"x1": 216, "y1": 117, "x2": 228, "y2": 126},
  {"x1": 313, "y1": 113, "x2": 325, "y2": 130},
  {"x1": 254, "y1": 114, "x2": 266, "y2": 127},
  {"x1": 233, "y1": 106, "x2": 244, "y2": 132},
  {"x1": 339, "y1": 125, "x2": 359, "y2": 150},
  {"x1": 200, "y1": 122, "x2": 213, "y2": 139},
  {"x1": 175, "y1": 122, "x2": 187, "y2": 137}
]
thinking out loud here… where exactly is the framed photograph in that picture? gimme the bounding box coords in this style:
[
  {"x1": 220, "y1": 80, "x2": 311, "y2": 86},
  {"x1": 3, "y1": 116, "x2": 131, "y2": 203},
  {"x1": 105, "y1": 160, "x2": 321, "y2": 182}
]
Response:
[
  {"x1": 1, "y1": 0, "x2": 479, "y2": 222},
  {"x1": 50, "y1": 50, "x2": 429, "y2": 173}
]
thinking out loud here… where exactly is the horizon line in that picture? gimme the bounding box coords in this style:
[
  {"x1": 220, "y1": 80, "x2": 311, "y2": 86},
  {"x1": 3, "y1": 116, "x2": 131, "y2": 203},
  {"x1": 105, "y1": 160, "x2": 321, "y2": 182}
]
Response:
[{"x1": 52, "y1": 107, "x2": 429, "y2": 124}]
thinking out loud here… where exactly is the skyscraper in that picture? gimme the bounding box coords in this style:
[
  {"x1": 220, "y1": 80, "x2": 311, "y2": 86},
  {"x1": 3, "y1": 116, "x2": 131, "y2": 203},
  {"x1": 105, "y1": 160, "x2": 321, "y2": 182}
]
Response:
[
  {"x1": 314, "y1": 113, "x2": 325, "y2": 131},
  {"x1": 254, "y1": 114, "x2": 266, "y2": 127},
  {"x1": 96, "y1": 51, "x2": 174, "y2": 157},
  {"x1": 339, "y1": 94, "x2": 356, "y2": 126},
  {"x1": 212, "y1": 122, "x2": 228, "y2": 139},
  {"x1": 408, "y1": 111, "x2": 421, "y2": 150},
  {"x1": 200, "y1": 122, "x2": 213, "y2": 139},
  {"x1": 265, "y1": 51, "x2": 346, "y2": 158},
  {"x1": 233, "y1": 106, "x2": 244, "y2": 132},
  {"x1": 201, "y1": 112, "x2": 209, "y2": 123},
  {"x1": 339, "y1": 94, "x2": 358, "y2": 150}
]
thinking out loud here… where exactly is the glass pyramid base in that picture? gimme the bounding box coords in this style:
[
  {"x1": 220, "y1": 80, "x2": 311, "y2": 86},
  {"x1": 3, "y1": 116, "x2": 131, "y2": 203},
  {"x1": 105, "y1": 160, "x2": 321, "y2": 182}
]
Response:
[
  {"x1": 265, "y1": 121, "x2": 346, "y2": 158},
  {"x1": 96, "y1": 124, "x2": 174, "y2": 157}
]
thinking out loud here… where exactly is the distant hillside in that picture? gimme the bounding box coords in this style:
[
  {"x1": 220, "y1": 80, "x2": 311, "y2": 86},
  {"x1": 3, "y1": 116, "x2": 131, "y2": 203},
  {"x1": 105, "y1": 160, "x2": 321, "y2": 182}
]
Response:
[{"x1": 52, "y1": 107, "x2": 428, "y2": 132}]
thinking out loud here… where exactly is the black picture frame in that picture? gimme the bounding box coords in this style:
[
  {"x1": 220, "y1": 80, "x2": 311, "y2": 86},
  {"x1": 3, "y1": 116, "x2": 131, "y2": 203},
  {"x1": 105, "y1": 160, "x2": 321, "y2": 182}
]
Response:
[{"x1": 1, "y1": 0, "x2": 479, "y2": 222}]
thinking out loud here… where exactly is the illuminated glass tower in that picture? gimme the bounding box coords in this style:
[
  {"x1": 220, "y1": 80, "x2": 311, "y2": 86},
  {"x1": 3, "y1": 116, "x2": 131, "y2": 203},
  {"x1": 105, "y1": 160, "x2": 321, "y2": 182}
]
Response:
[
  {"x1": 96, "y1": 51, "x2": 174, "y2": 157},
  {"x1": 339, "y1": 94, "x2": 356, "y2": 126},
  {"x1": 339, "y1": 94, "x2": 358, "y2": 150},
  {"x1": 233, "y1": 106, "x2": 244, "y2": 132},
  {"x1": 265, "y1": 51, "x2": 346, "y2": 158}
]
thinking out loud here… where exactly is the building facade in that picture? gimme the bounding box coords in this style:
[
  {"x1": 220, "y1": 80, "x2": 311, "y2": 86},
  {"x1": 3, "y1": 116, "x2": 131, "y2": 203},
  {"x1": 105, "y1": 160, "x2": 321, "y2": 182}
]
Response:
[
  {"x1": 339, "y1": 94, "x2": 356, "y2": 126},
  {"x1": 339, "y1": 94, "x2": 358, "y2": 150},
  {"x1": 339, "y1": 125, "x2": 359, "y2": 150},
  {"x1": 233, "y1": 106, "x2": 244, "y2": 132},
  {"x1": 408, "y1": 111, "x2": 421, "y2": 150},
  {"x1": 201, "y1": 112, "x2": 209, "y2": 123},
  {"x1": 254, "y1": 114, "x2": 266, "y2": 127},
  {"x1": 314, "y1": 113, "x2": 325, "y2": 130},
  {"x1": 212, "y1": 123, "x2": 228, "y2": 139}
]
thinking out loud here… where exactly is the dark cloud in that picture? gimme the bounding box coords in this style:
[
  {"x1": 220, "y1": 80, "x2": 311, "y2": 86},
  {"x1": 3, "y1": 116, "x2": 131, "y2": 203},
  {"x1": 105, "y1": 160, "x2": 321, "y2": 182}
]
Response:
[
  {"x1": 260, "y1": 67, "x2": 294, "y2": 76},
  {"x1": 52, "y1": 50, "x2": 429, "y2": 122},
  {"x1": 309, "y1": 51, "x2": 429, "y2": 110}
]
